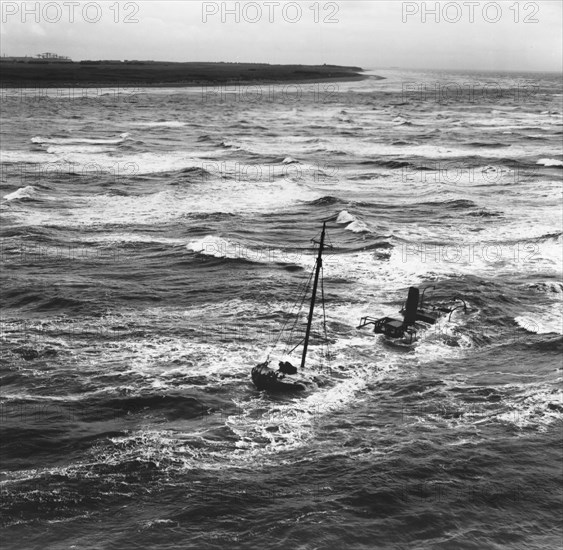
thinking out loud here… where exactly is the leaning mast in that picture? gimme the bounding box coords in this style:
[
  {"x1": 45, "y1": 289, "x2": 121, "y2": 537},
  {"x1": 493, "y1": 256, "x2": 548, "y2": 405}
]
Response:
[{"x1": 300, "y1": 222, "x2": 326, "y2": 369}]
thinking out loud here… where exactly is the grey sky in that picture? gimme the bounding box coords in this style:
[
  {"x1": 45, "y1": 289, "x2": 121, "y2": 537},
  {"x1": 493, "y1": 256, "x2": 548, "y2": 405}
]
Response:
[{"x1": 1, "y1": 1, "x2": 561, "y2": 71}]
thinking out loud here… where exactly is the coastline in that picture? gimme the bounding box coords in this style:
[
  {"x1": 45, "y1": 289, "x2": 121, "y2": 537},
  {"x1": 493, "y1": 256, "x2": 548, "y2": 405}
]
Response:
[{"x1": 0, "y1": 61, "x2": 377, "y2": 88}]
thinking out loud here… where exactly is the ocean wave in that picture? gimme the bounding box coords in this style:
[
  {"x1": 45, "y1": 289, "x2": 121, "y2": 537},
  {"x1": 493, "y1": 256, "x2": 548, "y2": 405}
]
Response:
[
  {"x1": 524, "y1": 134, "x2": 549, "y2": 141},
  {"x1": 282, "y1": 156, "x2": 299, "y2": 164},
  {"x1": 360, "y1": 159, "x2": 412, "y2": 169},
  {"x1": 131, "y1": 121, "x2": 187, "y2": 128},
  {"x1": 2, "y1": 293, "x2": 90, "y2": 314},
  {"x1": 496, "y1": 387, "x2": 563, "y2": 430},
  {"x1": 26, "y1": 150, "x2": 218, "y2": 176},
  {"x1": 307, "y1": 195, "x2": 342, "y2": 206},
  {"x1": 409, "y1": 380, "x2": 563, "y2": 432},
  {"x1": 1, "y1": 150, "x2": 60, "y2": 164},
  {"x1": 79, "y1": 233, "x2": 187, "y2": 246},
  {"x1": 392, "y1": 116, "x2": 413, "y2": 126},
  {"x1": 3, "y1": 186, "x2": 38, "y2": 201},
  {"x1": 31, "y1": 133, "x2": 131, "y2": 146},
  {"x1": 336, "y1": 210, "x2": 370, "y2": 233},
  {"x1": 325, "y1": 140, "x2": 559, "y2": 160},
  {"x1": 526, "y1": 281, "x2": 563, "y2": 294},
  {"x1": 466, "y1": 142, "x2": 506, "y2": 148},
  {"x1": 186, "y1": 235, "x2": 310, "y2": 266},
  {"x1": 193, "y1": 132, "x2": 559, "y2": 162},
  {"x1": 515, "y1": 231, "x2": 562, "y2": 245},
  {"x1": 336, "y1": 210, "x2": 356, "y2": 224},
  {"x1": 1, "y1": 69, "x2": 562, "y2": 548},
  {"x1": 213, "y1": 137, "x2": 324, "y2": 157},
  {"x1": 537, "y1": 158, "x2": 563, "y2": 167},
  {"x1": 5, "y1": 180, "x2": 321, "y2": 227},
  {"x1": 45, "y1": 145, "x2": 119, "y2": 155},
  {"x1": 346, "y1": 221, "x2": 370, "y2": 233},
  {"x1": 515, "y1": 307, "x2": 563, "y2": 336},
  {"x1": 100, "y1": 394, "x2": 203, "y2": 421},
  {"x1": 466, "y1": 209, "x2": 503, "y2": 218},
  {"x1": 420, "y1": 199, "x2": 477, "y2": 209}
]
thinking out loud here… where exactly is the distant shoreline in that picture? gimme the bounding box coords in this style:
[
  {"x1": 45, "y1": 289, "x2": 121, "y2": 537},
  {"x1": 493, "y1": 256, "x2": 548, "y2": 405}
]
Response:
[{"x1": 0, "y1": 61, "x2": 375, "y2": 88}]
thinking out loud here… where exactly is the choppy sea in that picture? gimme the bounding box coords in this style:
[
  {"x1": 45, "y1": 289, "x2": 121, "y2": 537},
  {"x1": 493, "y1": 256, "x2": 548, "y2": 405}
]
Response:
[{"x1": 1, "y1": 69, "x2": 562, "y2": 549}]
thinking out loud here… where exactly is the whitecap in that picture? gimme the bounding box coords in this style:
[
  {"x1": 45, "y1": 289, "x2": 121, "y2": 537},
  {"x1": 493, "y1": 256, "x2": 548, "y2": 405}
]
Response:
[
  {"x1": 515, "y1": 309, "x2": 563, "y2": 336},
  {"x1": 282, "y1": 157, "x2": 299, "y2": 164},
  {"x1": 31, "y1": 134, "x2": 130, "y2": 146},
  {"x1": 131, "y1": 121, "x2": 187, "y2": 128},
  {"x1": 336, "y1": 210, "x2": 369, "y2": 233},
  {"x1": 336, "y1": 210, "x2": 355, "y2": 224},
  {"x1": 3, "y1": 186, "x2": 37, "y2": 201},
  {"x1": 346, "y1": 220, "x2": 370, "y2": 233},
  {"x1": 537, "y1": 158, "x2": 563, "y2": 167},
  {"x1": 186, "y1": 235, "x2": 311, "y2": 266}
]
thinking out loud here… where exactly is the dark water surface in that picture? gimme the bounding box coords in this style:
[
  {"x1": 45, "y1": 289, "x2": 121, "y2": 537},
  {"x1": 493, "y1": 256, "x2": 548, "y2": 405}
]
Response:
[{"x1": 1, "y1": 70, "x2": 562, "y2": 549}]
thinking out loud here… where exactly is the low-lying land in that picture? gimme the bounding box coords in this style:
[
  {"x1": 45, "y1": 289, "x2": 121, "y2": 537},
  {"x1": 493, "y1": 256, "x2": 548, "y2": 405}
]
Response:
[{"x1": 0, "y1": 61, "x2": 368, "y2": 87}]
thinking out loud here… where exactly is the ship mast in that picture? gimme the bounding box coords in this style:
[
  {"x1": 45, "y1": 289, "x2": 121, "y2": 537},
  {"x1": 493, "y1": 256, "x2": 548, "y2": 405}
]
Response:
[{"x1": 300, "y1": 222, "x2": 326, "y2": 369}]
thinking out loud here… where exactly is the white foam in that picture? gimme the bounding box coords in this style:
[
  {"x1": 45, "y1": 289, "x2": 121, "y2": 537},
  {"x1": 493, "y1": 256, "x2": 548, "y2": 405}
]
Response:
[
  {"x1": 3, "y1": 186, "x2": 37, "y2": 201},
  {"x1": 1, "y1": 150, "x2": 57, "y2": 164},
  {"x1": 19, "y1": 150, "x2": 219, "y2": 176},
  {"x1": 496, "y1": 387, "x2": 563, "y2": 431},
  {"x1": 227, "y1": 360, "x2": 386, "y2": 455},
  {"x1": 186, "y1": 235, "x2": 313, "y2": 267},
  {"x1": 220, "y1": 137, "x2": 321, "y2": 156},
  {"x1": 45, "y1": 145, "x2": 118, "y2": 155},
  {"x1": 187, "y1": 236, "x2": 250, "y2": 260},
  {"x1": 282, "y1": 156, "x2": 299, "y2": 164},
  {"x1": 7, "y1": 178, "x2": 321, "y2": 227},
  {"x1": 324, "y1": 140, "x2": 559, "y2": 160},
  {"x1": 28, "y1": 151, "x2": 305, "y2": 177},
  {"x1": 79, "y1": 233, "x2": 187, "y2": 246},
  {"x1": 537, "y1": 158, "x2": 563, "y2": 167},
  {"x1": 335, "y1": 210, "x2": 370, "y2": 233},
  {"x1": 347, "y1": 220, "x2": 370, "y2": 233},
  {"x1": 515, "y1": 307, "x2": 563, "y2": 335},
  {"x1": 31, "y1": 133, "x2": 130, "y2": 145},
  {"x1": 336, "y1": 210, "x2": 355, "y2": 224}
]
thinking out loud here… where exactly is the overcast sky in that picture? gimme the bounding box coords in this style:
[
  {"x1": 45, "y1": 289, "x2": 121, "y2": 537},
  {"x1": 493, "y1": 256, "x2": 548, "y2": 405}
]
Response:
[{"x1": 1, "y1": 1, "x2": 561, "y2": 71}]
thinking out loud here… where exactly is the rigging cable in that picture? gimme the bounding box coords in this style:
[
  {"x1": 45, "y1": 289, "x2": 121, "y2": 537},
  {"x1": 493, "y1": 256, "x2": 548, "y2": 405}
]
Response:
[
  {"x1": 282, "y1": 261, "x2": 316, "y2": 357},
  {"x1": 265, "y1": 227, "x2": 327, "y2": 363},
  {"x1": 265, "y1": 261, "x2": 314, "y2": 360},
  {"x1": 280, "y1": 231, "x2": 323, "y2": 357},
  {"x1": 320, "y1": 264, "x2": 330, "y2": 370}
]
